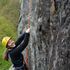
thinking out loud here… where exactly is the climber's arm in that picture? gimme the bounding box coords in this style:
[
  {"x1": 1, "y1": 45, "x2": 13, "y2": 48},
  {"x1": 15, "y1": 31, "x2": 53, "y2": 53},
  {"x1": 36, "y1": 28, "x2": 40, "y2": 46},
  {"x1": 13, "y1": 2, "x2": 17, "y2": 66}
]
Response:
[
  {"x1": 15, "y1": 32, "x2": 26, "y2": 46},
  {"x1": 15, "y1": 28, "x2": 30, "y2": 47},
  {"x1": 12, "y1": 33, "x2": 30, "y2": 54},
  {"x1": 11, "y1": 28, "x2": 30, "y2": 54}
]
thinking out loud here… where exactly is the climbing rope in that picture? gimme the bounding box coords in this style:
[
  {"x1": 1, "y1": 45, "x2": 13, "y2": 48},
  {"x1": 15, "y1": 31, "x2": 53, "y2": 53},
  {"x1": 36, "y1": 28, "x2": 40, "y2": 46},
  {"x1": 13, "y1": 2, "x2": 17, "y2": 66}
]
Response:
[{"x1": 25, "y1": 0, "x2": 32, "y2": 65}]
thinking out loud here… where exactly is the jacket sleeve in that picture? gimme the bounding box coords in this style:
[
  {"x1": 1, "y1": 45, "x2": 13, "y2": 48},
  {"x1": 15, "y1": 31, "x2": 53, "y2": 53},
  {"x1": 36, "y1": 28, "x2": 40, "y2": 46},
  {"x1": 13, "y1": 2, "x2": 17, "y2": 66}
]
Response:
[
  {"x1": 11, "y1": 33, "x2": 30, "y2": 54},
  {"x1": 15, "y1": 32, "x2": 26, "y2": 47}
]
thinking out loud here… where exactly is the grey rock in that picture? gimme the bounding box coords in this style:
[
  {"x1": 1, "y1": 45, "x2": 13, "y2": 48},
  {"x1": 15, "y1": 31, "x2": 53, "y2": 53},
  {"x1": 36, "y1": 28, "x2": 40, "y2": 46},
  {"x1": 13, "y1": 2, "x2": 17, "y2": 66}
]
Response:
[{"x1": 18, "y1": 0, "x2": 70, "y2": 70}]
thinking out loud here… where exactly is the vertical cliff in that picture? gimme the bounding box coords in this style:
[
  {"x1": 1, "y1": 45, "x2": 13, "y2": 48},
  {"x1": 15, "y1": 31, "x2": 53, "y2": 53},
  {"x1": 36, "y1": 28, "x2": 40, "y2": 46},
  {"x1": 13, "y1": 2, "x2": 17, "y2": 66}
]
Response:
[{"x1": 18, "y1": 0, "x2": 70, "y2": 70}]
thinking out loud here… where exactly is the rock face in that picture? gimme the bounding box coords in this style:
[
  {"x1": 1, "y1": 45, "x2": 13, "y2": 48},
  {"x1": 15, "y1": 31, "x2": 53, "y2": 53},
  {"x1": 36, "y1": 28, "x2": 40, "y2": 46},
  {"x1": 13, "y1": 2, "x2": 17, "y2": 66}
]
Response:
[
  {"x1": 18, "y1": 0, "x2": 70, "y2": 70},
  {"x1": 50, "y1": 0, "x2": 70, "y2": 70}
]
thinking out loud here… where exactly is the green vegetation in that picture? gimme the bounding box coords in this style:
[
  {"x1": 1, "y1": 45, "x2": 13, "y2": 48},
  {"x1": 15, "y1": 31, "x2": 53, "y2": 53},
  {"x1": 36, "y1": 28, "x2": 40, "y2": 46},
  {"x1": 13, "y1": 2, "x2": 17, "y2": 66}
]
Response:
[
  {"x1": 0, "y1": 0, "x2": 20, "y2": 25},
  {"x1": 0, "y1": 0, "x2": 20, "y2": 70}
]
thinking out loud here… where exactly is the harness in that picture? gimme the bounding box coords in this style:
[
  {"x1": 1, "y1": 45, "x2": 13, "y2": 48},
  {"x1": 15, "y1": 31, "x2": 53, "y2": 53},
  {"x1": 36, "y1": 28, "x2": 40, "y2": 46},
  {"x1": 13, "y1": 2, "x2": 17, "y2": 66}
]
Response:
[{"x1": 14, "y1": 65, "x2": 24, "y2": 70}]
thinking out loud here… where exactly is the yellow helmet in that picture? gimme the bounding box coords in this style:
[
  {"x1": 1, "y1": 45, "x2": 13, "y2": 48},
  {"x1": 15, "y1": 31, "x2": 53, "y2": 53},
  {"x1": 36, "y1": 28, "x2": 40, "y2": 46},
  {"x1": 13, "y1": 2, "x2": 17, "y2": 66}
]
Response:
[{"x1": 2, "y1": 37, "x2": 11, "y2": 47}]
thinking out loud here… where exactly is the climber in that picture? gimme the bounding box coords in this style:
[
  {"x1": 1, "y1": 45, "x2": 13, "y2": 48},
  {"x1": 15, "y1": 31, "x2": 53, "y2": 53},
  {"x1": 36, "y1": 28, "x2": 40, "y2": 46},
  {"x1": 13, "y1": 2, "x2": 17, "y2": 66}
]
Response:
[{"x1": 2, "y1": 28, "x2": 30, "y2": 70}]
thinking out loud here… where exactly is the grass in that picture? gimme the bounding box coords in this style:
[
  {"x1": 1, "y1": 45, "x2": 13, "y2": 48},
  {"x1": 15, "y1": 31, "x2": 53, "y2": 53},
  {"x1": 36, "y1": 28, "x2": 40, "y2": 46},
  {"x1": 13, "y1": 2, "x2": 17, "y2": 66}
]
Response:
[
  {"x1": 0, "y1": 45, "x2": 11, "y2": 70},
  {"x1": 0, "y1": 0, "x2": 20, "y2": 70},
  {"x1": 0, "y1": 0, "x2": 20, "y2": 26},
  {"x1": 0, "y1": 16, "x2": 17, "y2": 70}
]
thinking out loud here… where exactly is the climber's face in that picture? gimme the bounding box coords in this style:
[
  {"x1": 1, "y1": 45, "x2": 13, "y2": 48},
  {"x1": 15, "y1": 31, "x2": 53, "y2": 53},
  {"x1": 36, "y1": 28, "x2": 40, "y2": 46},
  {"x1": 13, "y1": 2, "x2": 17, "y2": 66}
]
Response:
[{"x1": 7, "y1": 39, "x2": 15, "y2": 48}]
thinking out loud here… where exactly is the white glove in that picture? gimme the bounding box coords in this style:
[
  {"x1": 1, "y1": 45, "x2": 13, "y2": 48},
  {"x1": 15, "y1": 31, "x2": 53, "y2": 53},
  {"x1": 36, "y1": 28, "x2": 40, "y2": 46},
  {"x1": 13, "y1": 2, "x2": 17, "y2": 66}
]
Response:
[{"x1": 26, "y1": 28, "x2": 30, "y2": 33}]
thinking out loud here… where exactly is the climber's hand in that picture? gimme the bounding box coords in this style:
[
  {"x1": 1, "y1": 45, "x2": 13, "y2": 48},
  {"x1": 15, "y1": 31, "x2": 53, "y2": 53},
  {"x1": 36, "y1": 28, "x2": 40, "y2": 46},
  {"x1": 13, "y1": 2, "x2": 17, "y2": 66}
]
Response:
[{"x1": 26, "y1": 28, "x2": 30, "y2": 33}]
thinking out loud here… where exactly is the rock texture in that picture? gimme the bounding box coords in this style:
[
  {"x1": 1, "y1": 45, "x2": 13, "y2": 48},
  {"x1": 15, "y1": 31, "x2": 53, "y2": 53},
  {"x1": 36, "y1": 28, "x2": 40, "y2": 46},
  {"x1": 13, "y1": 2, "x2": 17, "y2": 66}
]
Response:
[
  {"x1": 50, "y1": 0, "x2": 70, "y2": 70},
  {"x1": 18, "y1": 0, "x2": 70, "y2": 70}
]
